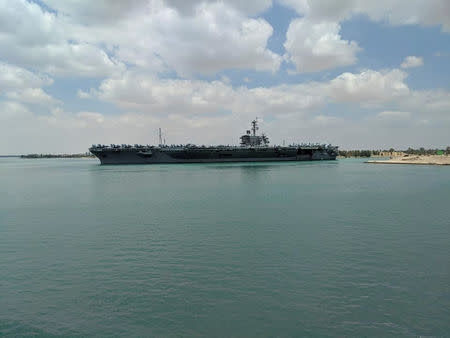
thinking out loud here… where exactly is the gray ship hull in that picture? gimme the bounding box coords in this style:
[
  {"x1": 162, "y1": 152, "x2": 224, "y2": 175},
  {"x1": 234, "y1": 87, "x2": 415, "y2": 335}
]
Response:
[{"x1": 90, "y1": 147, "x2": 337, "y2": 165}]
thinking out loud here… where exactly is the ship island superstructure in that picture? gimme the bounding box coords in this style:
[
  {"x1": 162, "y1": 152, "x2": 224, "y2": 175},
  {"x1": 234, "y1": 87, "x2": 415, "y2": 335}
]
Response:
[{"x1": 89, "y1": 119, "x2": 338, "y2": 165}]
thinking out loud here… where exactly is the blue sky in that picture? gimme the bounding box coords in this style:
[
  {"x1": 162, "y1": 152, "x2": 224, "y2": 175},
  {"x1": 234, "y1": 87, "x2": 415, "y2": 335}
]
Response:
[{"x1": 0, "y1": 0, "x2": 449, "y2": 153}]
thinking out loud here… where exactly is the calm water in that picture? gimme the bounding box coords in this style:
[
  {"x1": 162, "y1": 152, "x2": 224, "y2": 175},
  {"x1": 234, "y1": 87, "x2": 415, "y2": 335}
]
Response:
[{"x1": 1, "y1": 158, "x2": 449, "y2": 337}]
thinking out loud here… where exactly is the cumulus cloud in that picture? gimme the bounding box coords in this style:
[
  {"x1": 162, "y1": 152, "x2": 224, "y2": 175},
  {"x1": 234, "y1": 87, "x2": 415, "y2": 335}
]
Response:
[
  {"x1": 29, "y1": 0, "x2": 280, "y2": 77},
  {"x1": 281, "y1": 0, "x2": 448, "y2": 72},
  {"x1": 84, "y1": 67, "x2": 432, "y2": 131},
  {"x1": 0, "y1": 0, "x2": 125, "y2": 77},
  {"x1": 164, "y1": 0, "x2": 273, "y2": 16},
  {"x1": 281, "y1": 0, "x2": 450, "y2": 32},
  {"x1": 2, "y1": 70, "x2": 449, "y2": 154},
  {"x1": 360, "y1": 0, "x2": 450, "y2": 33},
  {"x1": 42, "y1": 0, "x2": 273, "y2": 22},
  {"x1": 88, "y1": 66, "x2": 450, "y2": 134},
  {"x1": 105, "y1": 2, "x2": 281, "y2": 76},
  {"x1": 284, "y1": 18, "x2": 360, "y2": 73},
  {"x1": 41, "y1": 0, "x2": 152, "y2": 24},
  {"x1": 327, "y1": 69, "x2": 409, "y2": 104},
  {"x1": 92, "y1": 70, "x2": 325, "y2": 117},
  {"x1": 2, "y1": 0, "x2": 448, "y2": 79},
  {"x1": 88, "y1": 68, "x2": 415, "y2": 117},
  {"x1": 152, "y1": 3, "x2": 281, "y2": 75},
  {"x1": 0, "y1": 62, "x2": 52, "y2": 90},
  {"x1": 0, "y1": 62, "x2": 59, "y2": 106},
  {"x1": 399, "y1": 90, "x2": 450, "y2": 117},
  {"x1": 0, "y1": 101, "x2": 32, "y2": 120},
  {"x1": 6, "y1": 88, "x2": 60, "y2": 106},
  {"x1": 96, "y1": 72, "x2": 235, "y2": 114},
  {"x1": 401, "y1": 56, "x2": 424, "y2": 68},
  {"x1": 77, "y1": 89, "x2": 92, "y2": 99}
]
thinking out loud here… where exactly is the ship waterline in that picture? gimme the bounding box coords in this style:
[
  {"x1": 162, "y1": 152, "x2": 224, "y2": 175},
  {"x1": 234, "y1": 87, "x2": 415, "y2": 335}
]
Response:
[{"x1": 89, "y1": 120, "x2": 338, "y2": 165}]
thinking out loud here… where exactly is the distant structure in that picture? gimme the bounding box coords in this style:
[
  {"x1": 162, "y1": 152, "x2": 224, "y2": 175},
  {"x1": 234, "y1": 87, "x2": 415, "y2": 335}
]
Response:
[{"x1": 379, "y1": 151, "x2": 405, "y2": 157}]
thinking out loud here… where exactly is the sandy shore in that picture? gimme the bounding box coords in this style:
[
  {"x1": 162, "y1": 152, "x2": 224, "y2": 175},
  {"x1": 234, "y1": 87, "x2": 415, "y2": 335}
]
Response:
[{"x1": 367, "y1": 155, "x2": 450, "y2": 165}]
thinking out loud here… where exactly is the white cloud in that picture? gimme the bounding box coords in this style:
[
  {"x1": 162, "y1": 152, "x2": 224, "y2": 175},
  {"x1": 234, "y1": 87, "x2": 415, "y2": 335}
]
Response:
[
  {"x1": 243, "y1": 85, "x2": 324, "y2": 114},
  {"x1": 93, "y1": 70, "x2": 325, "y2": 117},
  {"x1": 327, "y1": 69, "x2": 409, "y2": 104},
  {"x1": 377, "y1": 111, "x2": 412, "y2": 119},
  {"x1": 281, "y1": 0, "x2": 449, "y2": 73},
  {"x1": 361, "y1": 0, "x2": 450, "y2": 33},
  {"x1": 0, "y1": 101, "x2": 32, "y2": 120},
  {"x1": 159, "y1": 4, "x2": 281, "y2": 75},
  {"x1": 41, "y1": 0, "x2": 152, "y2": 24},
  {"x1": 43, "y1": 108, "x2": 108, "y2": 128},
  {"x1": 91, "y1": 68, "x2": 414, "y2": 117},
  {"x1": 77, "y1": 89, "x2": 92, "y2": 99},
  {"x1": 0, "y1": 0, "x2": 126, "y2": 77},
  {"x1": 164, "y1": 0, "x2": 273, "y2": 16},
  {"x1": 284, "y1": 18, "x2": 361, "y2": 73},
  {"x1": 6, "y1": 88, "x2": 60, "y2": 106},
  {"x1": 27, "y1": 0, "x2": 280, "y2": 77},
  {"x1": 87, "y1": 66, "x2": 450, "y2": 141},
  {"x1": 399, "y1": 90, "x2": 450, "y2": 117},
  {"x1": 311, "y1": 115, "x2": 343, "y2": 126},
  {"x1": 78, "y1": 67, "x2": 436, "y2": 145},
  {"x1": 2, "y1": 0, "x2": 448, "y2": 80},
  {"x1": 0, "y1": 62, "x2": 52, "y2": 90},
  {"x1": 280, "y1": 0, "x2": 450, "y2": 32},
  {"x1": 107, "y1": 2, "x2": 281, "y2": 76},
  {"x1": 401, "y1": 56, "x2": 424, "y2": 68},
  {"x1": 0, "y1": 62, "x2": 59, "y2": 106},
  {"x1": 42, "y1": 0, "x2": 273, "y2": 22},
  {"x1": 96, "y1": 72, "x2": 236, "y2": 114},
  {"x1": 280, "y1": 0, "x2": 355, "y2": 22},
  {"x1": 1, "y1": 72, "x2": 449, "y2": 154}
]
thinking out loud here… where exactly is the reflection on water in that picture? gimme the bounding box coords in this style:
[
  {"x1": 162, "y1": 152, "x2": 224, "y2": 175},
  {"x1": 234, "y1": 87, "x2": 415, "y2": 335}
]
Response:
[{"x1": 88, "y1": 159, "x2": 340, "y2": 174}]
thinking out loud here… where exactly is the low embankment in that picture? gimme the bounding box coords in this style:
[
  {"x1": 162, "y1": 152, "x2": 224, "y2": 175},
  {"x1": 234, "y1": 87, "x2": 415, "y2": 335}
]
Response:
[{"x1": 367, "y1": 155, "x2": 450, "y2": 165}]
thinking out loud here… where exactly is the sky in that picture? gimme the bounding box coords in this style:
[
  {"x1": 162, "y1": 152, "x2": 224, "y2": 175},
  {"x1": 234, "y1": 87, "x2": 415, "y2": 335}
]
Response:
[{"x1": 0, "y1": 0, "x2": 449, "y2": 154}]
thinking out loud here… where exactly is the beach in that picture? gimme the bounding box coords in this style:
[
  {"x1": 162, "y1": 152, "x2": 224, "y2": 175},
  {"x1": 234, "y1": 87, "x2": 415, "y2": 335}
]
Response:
[{"x1": 367, "y1": 155, "x2": 450, "y2": 165}]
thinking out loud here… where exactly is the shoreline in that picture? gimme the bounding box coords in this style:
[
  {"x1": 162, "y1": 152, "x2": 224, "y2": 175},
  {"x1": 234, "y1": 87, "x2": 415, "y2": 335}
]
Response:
[
  {"x1": 20, "y1": 154, "x2": 95, "y2": 159},
  {"x1": 366, "y1": 155, "x2": 450, "y2": 166}
]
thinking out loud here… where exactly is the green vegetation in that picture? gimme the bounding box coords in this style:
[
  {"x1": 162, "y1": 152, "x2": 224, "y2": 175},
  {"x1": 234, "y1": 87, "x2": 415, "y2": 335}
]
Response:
[
  {"x1": 404, "y1": 147, "x2": 450, "y2": 155},
  {"x1": 21, "y1": 153, "x2": 94, "y2": 159},
  {"x1": 339, "y1": 150, "x2": 375, "y2": 158},
  {"x1": 339, "y1": 146, "x2": 450, "y2": 158}
]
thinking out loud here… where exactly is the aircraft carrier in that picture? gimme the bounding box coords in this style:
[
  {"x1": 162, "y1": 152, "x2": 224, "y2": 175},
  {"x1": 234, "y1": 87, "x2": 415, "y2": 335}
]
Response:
[{"x1": 89, "y1": 119, "x2": 338, "y2": 165}]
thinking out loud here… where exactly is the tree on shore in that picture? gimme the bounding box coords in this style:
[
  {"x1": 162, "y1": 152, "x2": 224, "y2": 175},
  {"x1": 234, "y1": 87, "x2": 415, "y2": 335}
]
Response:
[
  {"x1": 339, "y1": 150, "x2": 372, "y2": 157},
  {"x1": 339, "y1": 147, "x2": 449, "y2": 158}
]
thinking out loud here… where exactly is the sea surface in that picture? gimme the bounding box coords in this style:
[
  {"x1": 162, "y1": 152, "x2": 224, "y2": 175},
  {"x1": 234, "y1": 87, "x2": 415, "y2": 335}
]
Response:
[{"x1": 1, "y1": 157, "x2": 449, "y2": 337}]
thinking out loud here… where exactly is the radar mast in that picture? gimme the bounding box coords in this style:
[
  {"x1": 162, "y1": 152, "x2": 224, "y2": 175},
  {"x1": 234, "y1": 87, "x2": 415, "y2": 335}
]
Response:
[
  {"x1": 240, "y1": 118, "x2": 269, "y2": 147},
  {"x1": 251, "y1": 118, "x2": 259, "y2": 136}
]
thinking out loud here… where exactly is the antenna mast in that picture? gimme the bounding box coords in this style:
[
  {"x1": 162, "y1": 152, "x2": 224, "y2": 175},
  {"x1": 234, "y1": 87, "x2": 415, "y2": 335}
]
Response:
[
  {"x1": 251, "y1": 118, "x2": 259, "y2": 136},
  {"x1": 158, "y1": 128, "x2": 162, "y2": 145}
]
